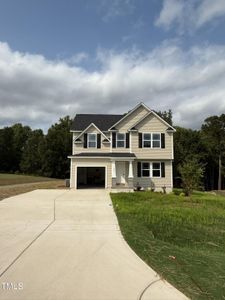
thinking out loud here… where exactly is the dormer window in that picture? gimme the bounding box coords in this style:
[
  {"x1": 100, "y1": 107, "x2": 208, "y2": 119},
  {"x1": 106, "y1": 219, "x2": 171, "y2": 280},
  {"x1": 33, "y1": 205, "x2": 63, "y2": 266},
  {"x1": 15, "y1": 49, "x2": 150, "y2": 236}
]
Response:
[
  {"x1": 88, "y1": 133, "x2": 97, "y2": 148},
  {"x1": 116, "y1": 133, "x2": 125, "y2": 148}
]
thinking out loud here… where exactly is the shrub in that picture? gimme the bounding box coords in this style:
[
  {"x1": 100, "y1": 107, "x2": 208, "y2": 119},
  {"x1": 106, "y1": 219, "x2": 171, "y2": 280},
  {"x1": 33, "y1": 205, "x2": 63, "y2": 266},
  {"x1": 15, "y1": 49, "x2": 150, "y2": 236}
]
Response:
[{"x1": 178, "y1": 158, "x2": 204, "y2": 196}]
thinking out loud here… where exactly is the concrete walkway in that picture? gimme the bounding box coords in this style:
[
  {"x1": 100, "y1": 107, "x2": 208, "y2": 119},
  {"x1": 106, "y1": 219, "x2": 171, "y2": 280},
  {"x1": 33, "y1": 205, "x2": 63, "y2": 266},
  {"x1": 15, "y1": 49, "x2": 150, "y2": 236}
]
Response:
[{"x1": 0, "y1": 189, "x2": 188, "y2": 300}]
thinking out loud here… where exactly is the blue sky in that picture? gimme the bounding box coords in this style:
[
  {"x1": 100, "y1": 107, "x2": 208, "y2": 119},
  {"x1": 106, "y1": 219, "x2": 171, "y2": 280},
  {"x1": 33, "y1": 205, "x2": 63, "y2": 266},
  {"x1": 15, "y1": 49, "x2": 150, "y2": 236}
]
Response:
[
  {"x1": 0, "y1": 0, "x2": 165, "y2": 60},
  {"x1": 0, "y1": 0, "x2": 225, "y2": 130},
  {"x1": 1, "y1": 0, "x2": 225, "y2": 60}
]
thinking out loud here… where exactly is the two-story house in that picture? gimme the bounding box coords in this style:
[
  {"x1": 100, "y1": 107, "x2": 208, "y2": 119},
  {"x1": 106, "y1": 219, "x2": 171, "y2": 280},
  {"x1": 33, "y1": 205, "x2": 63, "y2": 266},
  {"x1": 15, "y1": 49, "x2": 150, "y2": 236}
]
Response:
[{"x1": 68, "y1": 102, "x2": 175, "y2": 192}]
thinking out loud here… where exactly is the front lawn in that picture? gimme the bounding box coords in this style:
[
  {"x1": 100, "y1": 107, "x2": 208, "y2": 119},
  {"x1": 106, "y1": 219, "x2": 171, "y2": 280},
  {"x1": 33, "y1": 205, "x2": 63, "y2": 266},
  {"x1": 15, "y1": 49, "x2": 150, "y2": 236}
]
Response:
[{"x1": 111, "y1": 191, "x2": 225, "y2": 300}]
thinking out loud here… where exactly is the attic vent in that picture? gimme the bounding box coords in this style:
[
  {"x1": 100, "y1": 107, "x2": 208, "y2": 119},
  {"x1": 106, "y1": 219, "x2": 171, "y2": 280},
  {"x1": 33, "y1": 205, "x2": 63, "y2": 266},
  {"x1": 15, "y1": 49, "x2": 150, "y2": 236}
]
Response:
[
  {"x1": 74, "y1": 138, "x2": 82, "y2": 143},
  {"x1": 102, "y1": 139, "x2": 110, "y2": 143}
]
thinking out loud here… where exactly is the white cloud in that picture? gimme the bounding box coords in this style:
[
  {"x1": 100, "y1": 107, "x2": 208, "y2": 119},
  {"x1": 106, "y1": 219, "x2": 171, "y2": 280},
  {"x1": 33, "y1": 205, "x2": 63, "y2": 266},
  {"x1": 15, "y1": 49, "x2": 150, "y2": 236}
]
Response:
[
  {"x1": 0, "y1": 41, "x2": 225, "y2": 131},
  {"x1": 66, "y1": 52, "x2": 89, "y2": 65},
  {"x1": 196, "y1": 0, "x2": 225, "y2": 27},
  {"x1": 155, "y1": 0, "x2": 184, "y2": 30},
  {"x1": 99, "y1": 0, "x2": 135, "y2": 22},
  {"x1": 155, "y1": 0, "x2": 225, "y2": 32}
]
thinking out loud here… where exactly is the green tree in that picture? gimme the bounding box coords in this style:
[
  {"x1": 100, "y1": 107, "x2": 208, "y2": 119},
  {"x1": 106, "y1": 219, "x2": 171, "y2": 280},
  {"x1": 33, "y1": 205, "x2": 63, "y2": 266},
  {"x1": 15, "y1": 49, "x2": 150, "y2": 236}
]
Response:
[
  {"x1": 179, "y1": 158, "x2": 204, "y2": 196},
  {"x1": 0, "y1": 127, "x2": 15, "y2": 172},
  {"x1": 201, "y1": 114, "x2": 225, "y2": 190},
  {"x1": 12, "y1": 123, "x2": 31, "y2": 171},
  {"x1": 173, "y1": 127, "x2": 207, "y2": 186},
  {"x1": 42, "y1": 116, "x2": 72, "y2": 178},
  {"x1": 20, "y1": 129, "x2": 45, "y2": 175},
  {"x1": 157, "y1": 109, "x2": 173, "y2": 125}
]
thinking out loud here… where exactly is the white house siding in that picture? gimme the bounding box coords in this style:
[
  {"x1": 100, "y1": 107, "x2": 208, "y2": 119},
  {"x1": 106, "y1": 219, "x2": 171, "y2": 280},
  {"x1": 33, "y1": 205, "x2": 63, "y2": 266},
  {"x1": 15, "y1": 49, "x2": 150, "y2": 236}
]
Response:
[
  {"x1": 72, "y1": 132, "x2": 79, "y2": 155},
  {"x1": 133, "y1": 160, "x2": 173, "y2": 193},
  {"x1": 131, "y1": 114, "x2": 173, "y2": 159},
  {"x1": 112, "y1": 105, "x2": 149, "y2": 153},
  {"x1": 70, "y1": 158, "x2": 112, "y2": 188},
  {"x1": 73, "y1": 125, "x2": 110, "y2": 154}
]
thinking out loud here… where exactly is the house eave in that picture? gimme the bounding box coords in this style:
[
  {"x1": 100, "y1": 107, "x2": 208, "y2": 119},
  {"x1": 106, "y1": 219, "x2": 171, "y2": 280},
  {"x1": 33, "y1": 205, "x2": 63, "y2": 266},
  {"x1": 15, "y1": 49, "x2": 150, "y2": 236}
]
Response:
[{"x1": 68, "y1": 156, "x2": 135, "y2": 161}]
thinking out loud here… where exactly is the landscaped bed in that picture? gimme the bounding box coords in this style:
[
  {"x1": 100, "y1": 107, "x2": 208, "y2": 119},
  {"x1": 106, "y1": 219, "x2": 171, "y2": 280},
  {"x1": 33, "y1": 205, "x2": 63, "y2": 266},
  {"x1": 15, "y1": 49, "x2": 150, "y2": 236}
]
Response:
[{"x1": 111, "y1": 190, "x2": 225, "y2": 300}]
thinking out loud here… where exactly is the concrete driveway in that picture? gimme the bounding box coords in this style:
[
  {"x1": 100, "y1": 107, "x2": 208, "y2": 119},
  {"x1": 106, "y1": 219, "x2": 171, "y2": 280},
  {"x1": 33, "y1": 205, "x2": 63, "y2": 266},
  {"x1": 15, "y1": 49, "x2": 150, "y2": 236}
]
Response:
[{"x1": 0, "y1": 189, "x2": 188, "y2": 300}]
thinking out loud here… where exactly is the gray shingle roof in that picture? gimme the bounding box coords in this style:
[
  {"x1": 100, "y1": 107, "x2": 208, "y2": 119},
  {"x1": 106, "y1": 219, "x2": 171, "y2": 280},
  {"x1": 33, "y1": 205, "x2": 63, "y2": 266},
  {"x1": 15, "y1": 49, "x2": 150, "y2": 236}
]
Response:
[
  {"x1": 71, "y1": 114, "x2": 124, "y2": 131},
  {"x1": 70, "y1": 152, "x2": 136, "y2": 158}
]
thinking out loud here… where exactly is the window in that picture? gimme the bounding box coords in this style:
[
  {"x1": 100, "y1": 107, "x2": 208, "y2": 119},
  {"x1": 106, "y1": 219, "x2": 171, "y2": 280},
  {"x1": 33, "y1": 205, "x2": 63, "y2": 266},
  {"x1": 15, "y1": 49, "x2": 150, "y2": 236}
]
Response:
[
  {"x1": 142, "y1": 133, "x2": 161, "y2": 148},
  {"x1": 152, "y1": 162, "x2": 161, "y2": 177},
  {"x1": 88, "y1": 133, "x2": 96, "y2": 148},
  {"x1": 142, "y1": 162, "x2": 150, "y2": 177},
  {"x1": 140, "y1": 162, "x2": 161, "y2": 177},
  {"x1": 117, "y1": 133, "x2": 125, "y2": 147},
  {"x1": 152, "y1": 134, "x2": 161, "y2": 148},
  {"x1": 143, "y1": 133, "x2": 151, "y2": 148}
]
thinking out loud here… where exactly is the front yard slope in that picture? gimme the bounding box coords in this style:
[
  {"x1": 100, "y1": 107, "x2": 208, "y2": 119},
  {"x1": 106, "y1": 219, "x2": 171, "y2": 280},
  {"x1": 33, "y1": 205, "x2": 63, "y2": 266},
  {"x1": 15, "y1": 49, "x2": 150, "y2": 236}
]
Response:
[{"x1": 111, "y1": 191, "x2": 225, "y2": 300}]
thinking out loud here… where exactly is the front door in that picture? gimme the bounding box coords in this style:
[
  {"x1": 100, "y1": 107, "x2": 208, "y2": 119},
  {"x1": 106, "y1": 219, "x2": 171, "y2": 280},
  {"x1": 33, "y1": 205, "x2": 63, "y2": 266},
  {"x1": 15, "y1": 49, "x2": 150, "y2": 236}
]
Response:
[{"x1": 116, "y1": 162, "x2": 126, "y2": 185}]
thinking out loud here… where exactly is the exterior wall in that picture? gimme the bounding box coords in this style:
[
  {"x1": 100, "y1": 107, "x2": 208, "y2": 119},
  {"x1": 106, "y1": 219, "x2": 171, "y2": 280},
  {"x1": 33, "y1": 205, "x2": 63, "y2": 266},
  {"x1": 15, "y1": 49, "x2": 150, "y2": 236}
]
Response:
[
  {"x1": 111, "y1": 106, "x2": 149, "y2": 153},
  {"x1": 70, "y1": 158, "x2": 112, "y2": 189},
  {"x1": 131, "y1": 114, "x2": 173, "y2": 159},
  {"x1": 116, "y1": 105, "x2": 149, "y2": 131},
  {"x1": 133, "y1": 160, "x2": 173, "y2": 193},
  {"x1": 74, "y1": 142, "x2": 110, "y2": 153},
  {"x1": 70, "y1": 158, "x2": 172, "y2": 192},
  {"x1": 73, "y1": 125, "x2": 110, "y2": 154},
  {"x1": 72, "y1": 132, "x2": 80, "y2": 154}
]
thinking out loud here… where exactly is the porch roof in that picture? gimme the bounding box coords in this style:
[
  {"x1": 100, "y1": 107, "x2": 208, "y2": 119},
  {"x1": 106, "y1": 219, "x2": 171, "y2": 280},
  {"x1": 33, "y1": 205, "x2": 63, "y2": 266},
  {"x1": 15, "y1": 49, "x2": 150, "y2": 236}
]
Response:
[{"x1": 69, "y1": 152, "x2": 136, "y2": 158}]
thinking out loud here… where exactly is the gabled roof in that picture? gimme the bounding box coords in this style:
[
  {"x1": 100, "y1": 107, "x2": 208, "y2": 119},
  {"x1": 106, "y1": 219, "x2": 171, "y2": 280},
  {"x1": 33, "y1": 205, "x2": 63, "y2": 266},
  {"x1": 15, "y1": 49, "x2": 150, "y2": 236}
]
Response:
[
  {"x1": 75, "y1": 123, "x2": 110, "y2": 141},
  {"x1": 128, "y1": 111, "x2": 176, "y2": 132},
  {"x1": 108, "y1": 102, "x2": 151, "y2": 130},
  {"x1": 71, "y1": 114, "x2": 123, "y2": 131}
]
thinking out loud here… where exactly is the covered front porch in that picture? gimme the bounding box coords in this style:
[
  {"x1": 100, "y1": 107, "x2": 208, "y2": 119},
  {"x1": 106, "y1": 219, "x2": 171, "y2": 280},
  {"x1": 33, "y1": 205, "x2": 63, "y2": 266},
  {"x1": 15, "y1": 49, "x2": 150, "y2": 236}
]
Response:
[{"x1": 111, "y1": 159, "x2": 135, "y2": 189}]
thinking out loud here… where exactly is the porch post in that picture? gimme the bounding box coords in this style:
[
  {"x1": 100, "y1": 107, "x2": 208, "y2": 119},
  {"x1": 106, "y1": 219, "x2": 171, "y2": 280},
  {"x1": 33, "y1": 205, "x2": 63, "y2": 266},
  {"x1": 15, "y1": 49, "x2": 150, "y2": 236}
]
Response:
[
  {"x1": 128, "y1": 160, "x2": 134, "y2": 178},
  {"x1": 112, "y1": 160, "x2": 116, "y2": 178}
]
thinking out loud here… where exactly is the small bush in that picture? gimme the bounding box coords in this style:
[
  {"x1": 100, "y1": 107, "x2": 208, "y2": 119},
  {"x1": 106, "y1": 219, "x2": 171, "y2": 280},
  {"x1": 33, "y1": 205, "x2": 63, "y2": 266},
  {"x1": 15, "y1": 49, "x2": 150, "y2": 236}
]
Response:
[{"x1": 179, "y1": 158, "x2": 204, "y2": 196}]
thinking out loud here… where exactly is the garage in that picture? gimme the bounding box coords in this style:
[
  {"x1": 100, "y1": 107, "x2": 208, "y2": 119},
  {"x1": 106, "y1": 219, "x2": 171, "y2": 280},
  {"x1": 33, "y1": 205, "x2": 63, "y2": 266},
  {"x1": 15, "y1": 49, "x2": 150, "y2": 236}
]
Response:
[{"x1": 77, "y1": 167, "x2": 105, "y2": 189}]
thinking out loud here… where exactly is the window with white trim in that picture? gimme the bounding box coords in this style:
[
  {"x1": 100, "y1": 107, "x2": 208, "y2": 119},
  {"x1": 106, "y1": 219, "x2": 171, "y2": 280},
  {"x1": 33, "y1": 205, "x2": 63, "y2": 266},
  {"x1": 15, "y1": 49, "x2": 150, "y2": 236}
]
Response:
[
  {"x1": 152, "y1": 162, "x2": 161, "y2": 177},
  {"x1": 116, "y1": 133, "x2": 125, "y2": 147},
  {"x1": 88, "y1": 133, "x2": 96, "y2": 148},
  {"x1": 143, "y1": 133, "x2": 151, "y2": 148},
  {"x1": 141, "y1": 162, "x2": 162, "y2": 178},
  {"x1": 152, "y1": 134, "x2": 161, "y2": 148},
  {"x1": 142, "y1": 133, "x2": 161, "y2": 148},
  {"x1": 142, "y1": 162, "x2": 150, "y2": 177}
]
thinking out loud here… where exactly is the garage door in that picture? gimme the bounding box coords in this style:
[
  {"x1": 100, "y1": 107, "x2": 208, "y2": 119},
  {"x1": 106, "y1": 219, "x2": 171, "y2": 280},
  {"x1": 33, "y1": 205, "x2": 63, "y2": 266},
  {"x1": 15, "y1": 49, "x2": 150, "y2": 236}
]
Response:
[{"x1": 77, "y1": 167, "x2": 105, "y2": 189}]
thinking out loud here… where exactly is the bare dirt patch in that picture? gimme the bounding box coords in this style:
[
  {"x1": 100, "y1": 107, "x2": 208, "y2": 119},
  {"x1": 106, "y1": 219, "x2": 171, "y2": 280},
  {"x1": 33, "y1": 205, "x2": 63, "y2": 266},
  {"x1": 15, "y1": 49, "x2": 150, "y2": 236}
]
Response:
[{"x1": 0, "y1": 180, "x2": 67, "y2": 201}]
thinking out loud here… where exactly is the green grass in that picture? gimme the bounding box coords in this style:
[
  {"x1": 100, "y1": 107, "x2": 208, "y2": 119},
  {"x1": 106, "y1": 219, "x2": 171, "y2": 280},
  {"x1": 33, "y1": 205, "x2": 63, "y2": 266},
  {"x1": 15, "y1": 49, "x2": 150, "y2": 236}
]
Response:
[
  {"x1": 111, "y1": 190, "x2": 225, "y2": 300},
  {"x1": 0, "y1": 173, "x2": 57, "y2": 186}
]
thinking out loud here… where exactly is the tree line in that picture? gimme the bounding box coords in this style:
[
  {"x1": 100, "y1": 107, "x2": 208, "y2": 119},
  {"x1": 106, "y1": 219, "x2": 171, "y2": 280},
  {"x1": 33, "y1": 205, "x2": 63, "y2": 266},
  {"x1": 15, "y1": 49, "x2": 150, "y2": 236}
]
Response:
[
  {"x1": 0, "y1": 116, "x2": 72, "y2": 179},
  {"x1": 0, "y1": 112, "x2": 224, "y2": 190}
]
